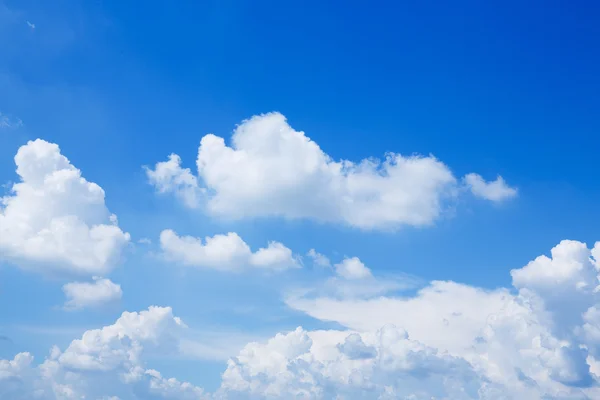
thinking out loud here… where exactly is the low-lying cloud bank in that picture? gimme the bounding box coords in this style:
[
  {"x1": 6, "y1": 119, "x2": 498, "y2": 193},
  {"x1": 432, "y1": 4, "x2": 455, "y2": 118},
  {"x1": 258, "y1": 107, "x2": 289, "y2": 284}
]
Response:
[{"x1": 3, "y1": 240, "x2": 600, "y2": 399}]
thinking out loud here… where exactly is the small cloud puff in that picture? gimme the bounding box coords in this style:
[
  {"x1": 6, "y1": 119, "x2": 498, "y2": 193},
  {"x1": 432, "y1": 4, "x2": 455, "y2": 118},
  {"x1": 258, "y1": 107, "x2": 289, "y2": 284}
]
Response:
[
  {"x1": 464, "y1": 173, "x2": 517, "y2": 202},
  {"x1": 159, "y1": 229, "x2": 299, "y2": 272},
  {"x1": 62, "y1": 277, "x2": 122, "y2": 311}
]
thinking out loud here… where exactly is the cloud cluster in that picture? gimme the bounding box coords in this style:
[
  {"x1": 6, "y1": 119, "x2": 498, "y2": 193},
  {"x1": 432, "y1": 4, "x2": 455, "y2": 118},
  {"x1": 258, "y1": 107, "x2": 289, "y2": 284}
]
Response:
[
  {"x1": 62, "y1": 277, "x2": 122, "y2": 310},
  {"x1": 5, "y1": 240, "x2": 600, "y2": 398},
  {"x1": 219, "y1": 326, "x2": 483, "y2": 399},
  {"x1": 0, "y1": 307, "x2": 209, "y2": 400},
  {"x1": 282, "y1": 239, "x2": 600, "y2": 398},
  {"x1": 0, "y1": 139, "x2": 130, "y2": 276},
  {"x1": 159, "y1": 229, "x2": 299, "y2": 271},
  {"x1": 147, "y1": 112, "x2": 516, "y2": 230}
]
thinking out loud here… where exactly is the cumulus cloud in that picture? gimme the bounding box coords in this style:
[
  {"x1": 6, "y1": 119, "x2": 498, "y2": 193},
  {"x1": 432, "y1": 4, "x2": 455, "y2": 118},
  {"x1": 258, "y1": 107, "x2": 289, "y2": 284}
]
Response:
[
  {"x1": 159, "y1": 229, "x2": 299, "y2": 271},
  {"x1": 464, "y1": 173, "x2": 517, "y2": 202},
  {"x1": 219, "y1": 325, "x2": 483, "y2": 399},
  {"x1": 334, "y1": 257, "x2": 372, "y2": 280},
  {"x1": 0, "y1": 139, "x2": 130, "y2": 275},
  {"x1": 0, "y1": 306, "x2": 208, "y2": 400},
  {"x1": 7, "y1": 240, "x2": 600, "y2": 398},
  {"x1": 147, "y1": 112, "x2": 513, "y2": 230},
  {"x1": 283, "y1": 239, "x2": 600, "y2": 398},
  {"x1": 62, "y1": 277, "x2": 122, "y2": 310},
  {"x1": 145, "y1": 154, "x2": 205, "y2": 209}
]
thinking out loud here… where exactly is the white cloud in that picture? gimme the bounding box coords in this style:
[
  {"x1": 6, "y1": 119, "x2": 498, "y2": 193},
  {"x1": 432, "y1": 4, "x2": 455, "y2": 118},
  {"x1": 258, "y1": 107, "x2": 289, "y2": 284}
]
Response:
[
  {"x1": 0, "y1": 139, "x2": 130, "y2": 275},
  {"x1": 6, "y1": 237, "x2": 600, "y2": 398},
  {"x1": 293, "y1": 255, "x2": 418, "y2": 301},
  {"x1": 147, "y1": 112, "x2": 513, "y2": 230},
  {"x1": 464, "y1": 173, "x2": 517, "y2": 202},
  {"x1": 145, "y1": 154, "x2": 204, "y2": 209},
  {"x1": 334, "y1": 257, "x2": 372, "y2": 280},
  {"x1": 7, "y1": 240, "x2": 600, "y2": 400},
  {"x1": 0, "y1": 306, "x2": 208, "y2": 400},
  {"x1": 219, "y1": 325, "x2": 484, "y2": 399},
  {"x1": 306, "y1": 249, "x2": 331, "y2": 268},
  {"x1": 26, "y1": 20, "x2": 35, "y2": 29},
  {"x1": 281, "y1": 239, "x2": 600, "y2": 398},
  {"x1": 62, "y1": 277, "x2": 122, "y2": 310},
  {"x1": 160, "y1": 229, "x2": 299, "y2": 271}
]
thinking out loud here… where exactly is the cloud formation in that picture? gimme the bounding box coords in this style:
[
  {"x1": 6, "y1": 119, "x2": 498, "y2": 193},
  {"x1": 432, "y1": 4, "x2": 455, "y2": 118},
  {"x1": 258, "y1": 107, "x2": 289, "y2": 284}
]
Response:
[
  {"x1": 5, "y1": 239, "x2": 600, "y2": 399},
  {"x1": 145, "y1": 154, "x2": 204, "y2": 209},
  {"x1": 464, "y1": 173, "x2": 518, "y2": 202},
  {"x1": 160, "y1": 229, "x2": 299, "y2": 271},
  {"x1": 62, "y1": 277, "x2": 122, "y2": 310},
  {"x1": 283, "y1": 239, "x2": 600, "y2": 398},
  {"x1": 147, "y1": 112, "x2": 516, "y2": 230},
  {"x1": 0, "y1": 139, "x2": 130, "y2": 275},
  {"x1": 334, "y1": 257, "x2": 372, "y2": 280},
  {"x1": 0, "y1": 307, "x2": 208, "y2": 400}
]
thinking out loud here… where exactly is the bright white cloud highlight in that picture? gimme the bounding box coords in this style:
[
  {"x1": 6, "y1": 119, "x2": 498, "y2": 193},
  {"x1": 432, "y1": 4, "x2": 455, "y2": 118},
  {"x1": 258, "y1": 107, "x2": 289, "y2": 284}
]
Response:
[
  {"x1": 464, "y1": 173, "x2": 517, "y2": 202},
  {"x1": 62, "y1": 277, "x2": 122, "y2": 310},
  {"x1": 334, "y1": 257, "x2": 372, "y2": 279},
  {"x1": 147, "y1": 112, "x2": 514, "y2": 230},
  {"x1": 159, "y1": 229, "x2": 299, "y2": 271},
  {"x1": 0, "y1": 139, "x2": 130, "y2": 275},
  {"x1": 219, "y1": 326, "x2": 483, "y2": 399}
]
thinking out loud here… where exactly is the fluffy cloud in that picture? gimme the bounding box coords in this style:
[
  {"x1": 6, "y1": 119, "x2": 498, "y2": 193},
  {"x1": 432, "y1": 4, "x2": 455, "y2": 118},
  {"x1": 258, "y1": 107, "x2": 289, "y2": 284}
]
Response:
[
  {"x1": 0, "y1": 306, "x2": 209, "y2": 400},
  {"x1": 464, "y1": 173, "x2": 517, "y2": 202},
  {"x1": 282, "y1": 239, "x2": 600, "y2": 398},
  {"x1": 145, "y1": 154, "x2": 204, "y2": 209},
  {"x1": 159, "y1": 229, "x2": 299, "y2": 271},
  {"x1": 62, "y1": 277, "x2": 123, "y2": 310},
  {"x1": 219, "y1": 325, "x2": 483, "y2": 399},
  {"x1": 6, "y1": 238, "x2": 600, "y2": 400},
  {"x1": 147, "y1": 112, "x2": 515, "y2": 230},
  {"x1": 334, "y1": 257, "x2": 372, "y2": 280},
  {"x1": 0, "y1": 139, "x2": 130, "y2": 275},
  {"x1": 7, "y1": 240, "x2": 600, "y2": 398}
]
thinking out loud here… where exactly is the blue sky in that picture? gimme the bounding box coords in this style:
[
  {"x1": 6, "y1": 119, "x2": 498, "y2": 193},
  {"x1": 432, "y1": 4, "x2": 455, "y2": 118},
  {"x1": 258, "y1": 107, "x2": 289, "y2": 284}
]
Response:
[{"x1": 1, "y1": 1, "x2": 600, "y2": 399}]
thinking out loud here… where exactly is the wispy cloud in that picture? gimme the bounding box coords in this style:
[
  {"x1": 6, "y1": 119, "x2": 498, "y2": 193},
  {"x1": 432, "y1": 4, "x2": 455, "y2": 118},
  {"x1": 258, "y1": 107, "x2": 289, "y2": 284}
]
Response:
[
  {"x1": 0, "y1": 112, "x2": 23, "y2": 129},
  {"x1": 26, "y1": 20, "x2": 35, "y2": 29}
]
